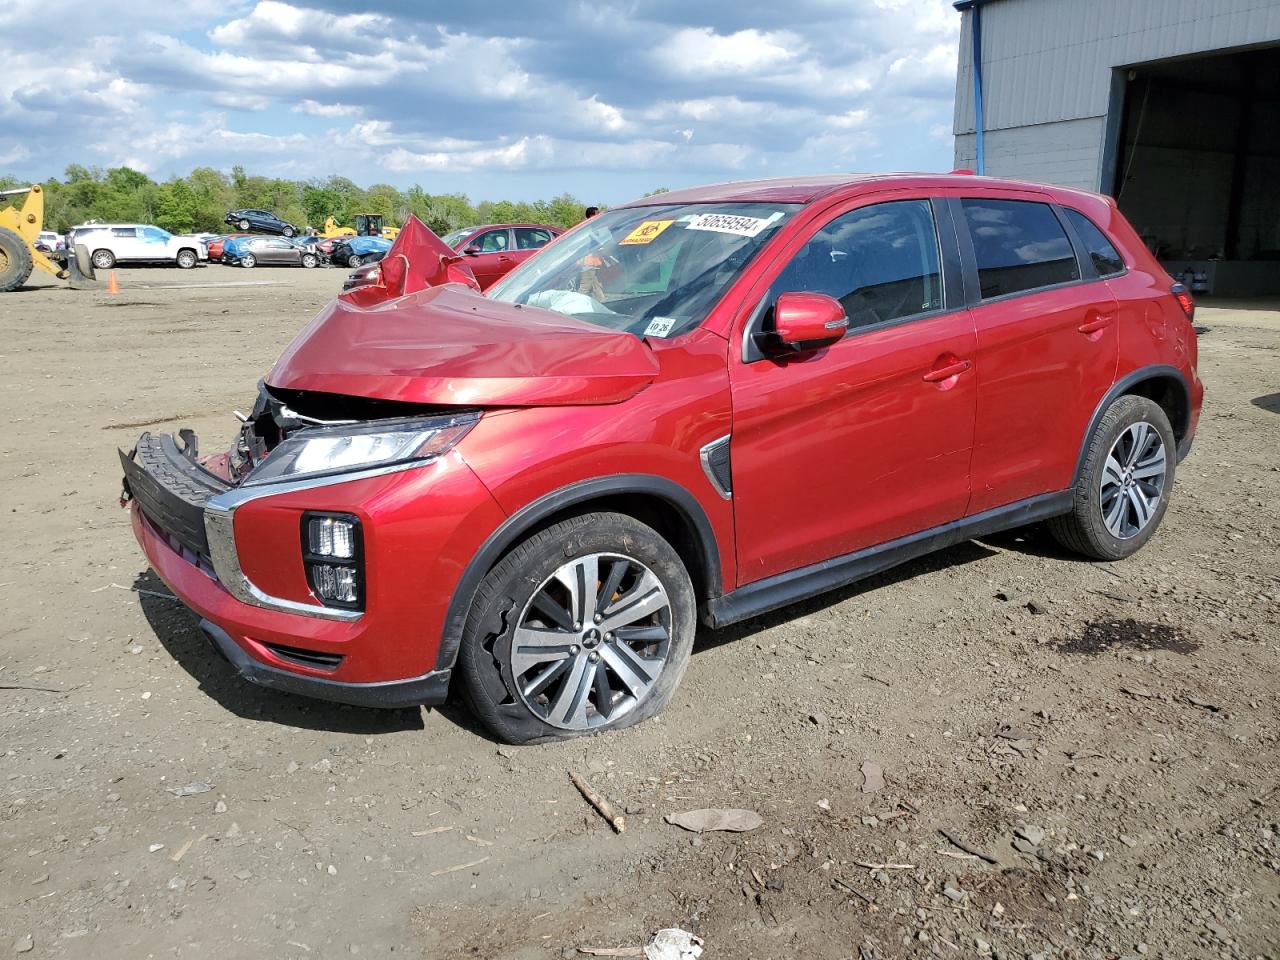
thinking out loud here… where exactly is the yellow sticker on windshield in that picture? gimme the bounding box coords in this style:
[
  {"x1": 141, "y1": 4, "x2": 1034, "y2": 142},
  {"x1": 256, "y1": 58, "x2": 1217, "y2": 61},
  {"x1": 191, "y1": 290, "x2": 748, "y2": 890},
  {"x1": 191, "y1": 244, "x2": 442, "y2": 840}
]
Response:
[{"x1": 620, "y1": 219, "x2": 674, "y2": 245}]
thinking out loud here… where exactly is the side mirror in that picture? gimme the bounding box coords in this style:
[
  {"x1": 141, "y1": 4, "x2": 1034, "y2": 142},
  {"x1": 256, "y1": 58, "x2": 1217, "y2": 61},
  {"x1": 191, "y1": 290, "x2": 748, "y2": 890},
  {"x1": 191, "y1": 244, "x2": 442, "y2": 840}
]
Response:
[
  {"x1": 463, "y1": 245, "x2": 481, "y2": 256},
  {"x1": 771, "y1": 292, "x2": 848, "y2": 352}
]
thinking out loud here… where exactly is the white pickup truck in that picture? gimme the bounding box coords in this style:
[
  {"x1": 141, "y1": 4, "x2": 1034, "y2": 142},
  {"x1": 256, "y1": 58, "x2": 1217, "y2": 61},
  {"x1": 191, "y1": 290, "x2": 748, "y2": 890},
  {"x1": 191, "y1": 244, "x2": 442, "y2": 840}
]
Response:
[{"x1": 69, "y1": 224, "x2": 209, "y2": 270}]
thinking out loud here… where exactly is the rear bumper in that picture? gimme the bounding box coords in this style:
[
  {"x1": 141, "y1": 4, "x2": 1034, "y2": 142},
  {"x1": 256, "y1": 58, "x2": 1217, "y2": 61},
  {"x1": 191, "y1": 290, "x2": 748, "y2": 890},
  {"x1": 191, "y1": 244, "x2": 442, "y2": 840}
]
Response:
[{"x1": 198, "y1": 618, "x2": 449, "y2": 708}]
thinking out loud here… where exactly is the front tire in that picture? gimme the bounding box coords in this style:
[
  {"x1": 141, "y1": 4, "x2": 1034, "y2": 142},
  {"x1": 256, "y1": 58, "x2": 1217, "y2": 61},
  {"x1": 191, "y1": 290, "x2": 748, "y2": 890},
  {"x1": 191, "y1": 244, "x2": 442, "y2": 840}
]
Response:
[
  {"x1": 176, "y1": 249, "x2": 197, "y2": 269},
  {"x1": 283, "y1": 226, "x2": 296, "y2": 238},
  {"x1": 237, "y1": 219, "x2": 250, "y2": 231},
  {"x1": 347, "y1": 254, "x2": 363, "y2": 267},
  {"x1": 0, "y1": 226, "x2": 34, "y2": 292},
  {"x1": 301, "y1": 253, "x2": 317, "y2": 268},
  {"x1": 240, "y1": 254, "x2": 256, "y2": 268},
  {"x1": 1049, "y1": 395, "x2": 1176, "y2": 560},
  {"x1": 459, "y1": 512, "x2": 696, "y2": 744}
]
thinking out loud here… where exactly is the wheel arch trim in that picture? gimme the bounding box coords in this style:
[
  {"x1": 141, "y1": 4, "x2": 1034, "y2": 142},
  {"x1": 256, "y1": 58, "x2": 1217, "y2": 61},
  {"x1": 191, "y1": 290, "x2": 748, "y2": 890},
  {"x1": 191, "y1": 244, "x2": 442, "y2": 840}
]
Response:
[
  {"x1": 435, "y1": 474, "x2": 722, "y2": 674},
  {"x1": 1073, "y1": 364, "x2": 1190, "y2": 484}
]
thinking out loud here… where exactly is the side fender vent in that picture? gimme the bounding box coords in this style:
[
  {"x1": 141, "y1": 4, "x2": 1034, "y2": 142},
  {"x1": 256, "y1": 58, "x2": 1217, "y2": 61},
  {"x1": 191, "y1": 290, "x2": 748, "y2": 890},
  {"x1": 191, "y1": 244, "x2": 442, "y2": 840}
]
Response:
[{"x1": 700, "y1": 436, "x2": 732, "y2": 500}]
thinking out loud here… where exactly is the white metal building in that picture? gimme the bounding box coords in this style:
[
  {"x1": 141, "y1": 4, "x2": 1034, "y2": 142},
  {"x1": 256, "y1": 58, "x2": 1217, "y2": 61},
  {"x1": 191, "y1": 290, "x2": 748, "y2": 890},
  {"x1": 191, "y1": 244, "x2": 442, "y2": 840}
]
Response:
[{"x1": 952, "y1": 0, "x2": 1280, "y2": 294}]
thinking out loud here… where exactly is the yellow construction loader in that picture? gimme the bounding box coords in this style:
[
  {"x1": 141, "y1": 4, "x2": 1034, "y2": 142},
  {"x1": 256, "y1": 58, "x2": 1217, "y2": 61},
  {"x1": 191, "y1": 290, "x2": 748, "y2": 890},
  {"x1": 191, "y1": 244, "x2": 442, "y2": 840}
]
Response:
[
  {"x1": 319, "y1": 213, "x2": 400, "y2": 240},
  {"x1": 0, "y1": 185, "x2": 69, "y2": 292}
]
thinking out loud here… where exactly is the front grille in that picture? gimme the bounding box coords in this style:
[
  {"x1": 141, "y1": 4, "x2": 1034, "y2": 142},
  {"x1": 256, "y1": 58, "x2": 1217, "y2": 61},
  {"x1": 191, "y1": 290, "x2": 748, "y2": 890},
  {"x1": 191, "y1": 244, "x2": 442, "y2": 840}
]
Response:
[{"x1": 263, "y1": 643, "x2": 345, "y2": 672}]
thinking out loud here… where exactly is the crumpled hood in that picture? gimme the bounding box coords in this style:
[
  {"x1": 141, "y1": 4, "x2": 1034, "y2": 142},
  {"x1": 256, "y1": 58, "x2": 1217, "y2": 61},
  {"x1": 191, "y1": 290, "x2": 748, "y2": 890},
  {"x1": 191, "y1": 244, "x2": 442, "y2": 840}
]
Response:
[{"x1": 267, "y1": 284, "x2": 659, "y2": 407}]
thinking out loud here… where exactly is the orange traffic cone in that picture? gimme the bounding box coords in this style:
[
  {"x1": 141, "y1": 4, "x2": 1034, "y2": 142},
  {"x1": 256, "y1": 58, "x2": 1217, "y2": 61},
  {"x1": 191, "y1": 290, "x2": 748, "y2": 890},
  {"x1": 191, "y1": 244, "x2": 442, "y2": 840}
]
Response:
[{"x1": 106, "y1": 271, "x2": 120, "y2": 295}]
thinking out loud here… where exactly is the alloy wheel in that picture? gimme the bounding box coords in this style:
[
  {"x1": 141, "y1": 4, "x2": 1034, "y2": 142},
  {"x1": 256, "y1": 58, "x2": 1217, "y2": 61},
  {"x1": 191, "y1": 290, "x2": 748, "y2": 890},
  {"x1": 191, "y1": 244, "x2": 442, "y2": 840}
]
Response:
[
  {"x1": 1099, "y1": 421, "x2": 1167, "y2": 539},
  {"x1": 511, "y1": 553, "x2": 672, "y2": 731}
]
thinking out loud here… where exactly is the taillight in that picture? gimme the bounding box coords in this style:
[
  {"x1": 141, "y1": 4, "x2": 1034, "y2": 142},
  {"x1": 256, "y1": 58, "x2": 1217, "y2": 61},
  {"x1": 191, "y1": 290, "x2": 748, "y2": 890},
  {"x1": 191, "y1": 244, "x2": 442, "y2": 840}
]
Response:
[{"x1": 1171, "y1": 282, "x2": 1195, "y2": 322}]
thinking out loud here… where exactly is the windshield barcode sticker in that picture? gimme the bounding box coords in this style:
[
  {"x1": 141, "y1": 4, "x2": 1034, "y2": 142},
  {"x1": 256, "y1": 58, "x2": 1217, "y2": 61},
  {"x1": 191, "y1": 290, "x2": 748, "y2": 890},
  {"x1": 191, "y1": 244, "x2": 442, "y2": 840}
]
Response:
[
  {"x1": 643, "y1": 317, "x2": 677, "y2": 338},
  {"x1": 685, "y1": 212, "x2": 780, "y2": 237}
]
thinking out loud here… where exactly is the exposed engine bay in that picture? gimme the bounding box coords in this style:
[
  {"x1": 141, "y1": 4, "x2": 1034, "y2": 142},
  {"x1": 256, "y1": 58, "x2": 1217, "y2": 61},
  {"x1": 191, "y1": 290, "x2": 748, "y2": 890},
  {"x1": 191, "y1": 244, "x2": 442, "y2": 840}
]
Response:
[{"x1": 228, "y1": 381, "x2": 462, "y2": 484}]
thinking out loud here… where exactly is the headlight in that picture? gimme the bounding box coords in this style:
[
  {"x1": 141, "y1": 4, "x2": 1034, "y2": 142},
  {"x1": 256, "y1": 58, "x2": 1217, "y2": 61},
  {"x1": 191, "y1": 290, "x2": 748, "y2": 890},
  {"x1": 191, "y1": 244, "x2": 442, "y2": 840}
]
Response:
[{"x1": 244, "y1": 412, "x2": 479, "y2": 486}]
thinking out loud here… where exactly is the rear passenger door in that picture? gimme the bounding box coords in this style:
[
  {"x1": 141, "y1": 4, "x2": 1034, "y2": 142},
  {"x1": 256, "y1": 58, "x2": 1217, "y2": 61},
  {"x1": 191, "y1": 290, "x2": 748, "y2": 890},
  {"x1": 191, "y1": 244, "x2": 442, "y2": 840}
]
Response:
[
  {"x1": 952, "y1": 194, "x2": 1119, "y2": 513},
  {"x1": 111, "y1": 227, "x2": 140, "y2": 260}
]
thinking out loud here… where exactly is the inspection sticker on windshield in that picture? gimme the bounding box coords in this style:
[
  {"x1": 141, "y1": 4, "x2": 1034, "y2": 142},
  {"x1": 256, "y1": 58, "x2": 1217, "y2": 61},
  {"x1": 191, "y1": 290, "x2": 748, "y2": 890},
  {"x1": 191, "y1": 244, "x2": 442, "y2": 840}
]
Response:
[
  {"x1": 643, "y1": 316, "x2": 678, "y2": 338},
  {"x1": 621, "y1": 219, "x2": 674, "y2": 245},
  {"x1": 685, "y1": 212, "x2": 780, "y2": 238}
]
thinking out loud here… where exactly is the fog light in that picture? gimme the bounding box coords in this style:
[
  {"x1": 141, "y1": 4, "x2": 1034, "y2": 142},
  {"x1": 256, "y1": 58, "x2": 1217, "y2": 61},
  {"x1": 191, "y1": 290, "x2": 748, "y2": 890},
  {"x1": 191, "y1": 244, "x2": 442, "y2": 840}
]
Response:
[
  {"x1": 311, "y1": 564, "x2": 358, "y2": 604},
  {"x1": 302, "y1": 512, "x2": 363, "y2": 610},
  {"x1": 308, "y1": 516, "x2": 355, "y2": 559}
]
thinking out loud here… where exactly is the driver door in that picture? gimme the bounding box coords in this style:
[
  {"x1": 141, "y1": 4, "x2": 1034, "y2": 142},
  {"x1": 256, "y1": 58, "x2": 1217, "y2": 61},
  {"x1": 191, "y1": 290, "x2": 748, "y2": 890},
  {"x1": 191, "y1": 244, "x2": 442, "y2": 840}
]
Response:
[
  {"x1": 467, "y1": 229, "x2": 515, "y2": 289},
  {"x1": 728, "y1": 195, "x2": 978, "y2": 583}
]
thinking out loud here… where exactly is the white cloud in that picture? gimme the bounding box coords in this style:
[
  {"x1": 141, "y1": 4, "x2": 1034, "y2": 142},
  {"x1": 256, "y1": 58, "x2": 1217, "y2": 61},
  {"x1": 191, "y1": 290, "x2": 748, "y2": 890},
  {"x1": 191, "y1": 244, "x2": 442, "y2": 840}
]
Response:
[
  {"x1": 294, "y1": 99, "x2": 362, "y2": 117},
  {"x1": 654, "y1": 27, "x2": 800, "y2": 77}
]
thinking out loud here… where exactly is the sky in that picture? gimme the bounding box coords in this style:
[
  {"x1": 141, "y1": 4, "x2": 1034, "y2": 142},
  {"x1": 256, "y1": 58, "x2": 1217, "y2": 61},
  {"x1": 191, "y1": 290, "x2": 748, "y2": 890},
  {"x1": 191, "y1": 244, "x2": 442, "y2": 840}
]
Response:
[{"x1": 0, "y1": 0, "x2": 962, "y2": 204}]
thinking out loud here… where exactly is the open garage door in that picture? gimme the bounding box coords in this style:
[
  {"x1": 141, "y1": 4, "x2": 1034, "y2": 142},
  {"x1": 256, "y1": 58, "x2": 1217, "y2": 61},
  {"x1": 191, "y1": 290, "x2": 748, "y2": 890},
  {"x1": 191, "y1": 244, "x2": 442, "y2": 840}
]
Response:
[{"x1": 1111, "y1": 45, "x2": 1280, "y2": 296}]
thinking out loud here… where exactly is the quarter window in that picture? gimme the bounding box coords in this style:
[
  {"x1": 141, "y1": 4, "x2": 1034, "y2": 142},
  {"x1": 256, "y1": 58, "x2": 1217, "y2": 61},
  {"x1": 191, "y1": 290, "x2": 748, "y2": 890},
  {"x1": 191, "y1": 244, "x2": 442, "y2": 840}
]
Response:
[
  {"x1": 770, "y1": 199, "x2": 943, "y2": 330},
  {"x1": 961, "y1": 199, "x2": 1079, "y2": 299},
  {"x1": 1063, "y1": 208, "x2": 1125, "y2": 277}
]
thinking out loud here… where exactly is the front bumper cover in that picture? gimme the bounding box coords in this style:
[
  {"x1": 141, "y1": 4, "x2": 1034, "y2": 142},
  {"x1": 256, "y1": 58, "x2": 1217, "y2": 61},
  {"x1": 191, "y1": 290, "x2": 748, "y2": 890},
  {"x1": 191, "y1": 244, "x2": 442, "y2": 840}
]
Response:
[{"x1": 199, "y1": 618, "x2": 449, "y2": 708}]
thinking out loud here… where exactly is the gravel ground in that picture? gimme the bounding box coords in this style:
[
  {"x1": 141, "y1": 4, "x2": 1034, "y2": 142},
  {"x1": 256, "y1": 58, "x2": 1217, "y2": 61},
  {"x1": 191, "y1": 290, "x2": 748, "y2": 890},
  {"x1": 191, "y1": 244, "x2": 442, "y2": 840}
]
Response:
[{"x1": 1, "y1": 265, "x2": 1277, "y2": 960}]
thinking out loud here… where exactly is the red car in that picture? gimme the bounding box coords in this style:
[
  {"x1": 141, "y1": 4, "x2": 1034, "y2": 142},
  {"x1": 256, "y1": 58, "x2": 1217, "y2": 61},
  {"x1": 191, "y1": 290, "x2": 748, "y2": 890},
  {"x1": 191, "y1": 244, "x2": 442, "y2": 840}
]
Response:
[
  {"x1": 121, "y1": 173, "x2": 1201, "y2": 744},
  {"x1": 441, "y1": 223, "x2": 562, "y2": 289},
  {"x1": 207, "y1": 234, "x2": 250, "y2": 262}
]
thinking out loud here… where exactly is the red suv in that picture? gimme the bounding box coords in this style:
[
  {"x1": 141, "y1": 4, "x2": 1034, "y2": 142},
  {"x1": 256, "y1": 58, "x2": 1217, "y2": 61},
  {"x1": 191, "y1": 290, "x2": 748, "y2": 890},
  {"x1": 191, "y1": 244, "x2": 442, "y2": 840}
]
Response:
[{"x1": 121, "y1": 174, "x2": 1201, "y2": 744}]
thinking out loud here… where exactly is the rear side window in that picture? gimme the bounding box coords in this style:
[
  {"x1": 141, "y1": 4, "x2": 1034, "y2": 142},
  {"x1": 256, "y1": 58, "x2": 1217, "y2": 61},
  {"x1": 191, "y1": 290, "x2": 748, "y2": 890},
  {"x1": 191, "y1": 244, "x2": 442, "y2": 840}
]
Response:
[
  {"x1": 1063, "y1": 208, "x2": 1125, "y2": 277},
  {"x1": 770, "y1": 199, "x2": 943, "y2": 330},
  {"x1": 111, "y1": 228, "x2": 136, "y2": 238},
  {"x1": 961, "y1": 199, "x2": 1079, "y2": 299},
  {"x1": 514, "y1": 227, "x2": 554, "y2": 250}
]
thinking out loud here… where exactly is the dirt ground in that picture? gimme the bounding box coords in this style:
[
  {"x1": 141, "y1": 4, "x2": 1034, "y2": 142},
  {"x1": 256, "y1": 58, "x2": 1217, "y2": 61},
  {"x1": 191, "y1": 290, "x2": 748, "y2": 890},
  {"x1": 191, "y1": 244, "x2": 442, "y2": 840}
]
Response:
[{"x1": 1, "y1": 265, "x2": 1277, "y2": 960}]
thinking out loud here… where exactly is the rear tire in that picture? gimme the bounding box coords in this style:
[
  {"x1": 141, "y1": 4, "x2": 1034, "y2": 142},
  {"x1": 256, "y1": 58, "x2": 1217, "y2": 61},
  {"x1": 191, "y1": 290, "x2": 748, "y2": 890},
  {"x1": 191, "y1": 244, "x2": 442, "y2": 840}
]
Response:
[
  {"x1": 0, "y1": 227, "x2": 34, "y2": 292},
  {"x1": 91, "y1": 248, "x2": 115, "y2": 270},
  {"x1": 348, "y1": 254, "x2": 363, "y2": 267},
  {"x1": 1048, "y1": 395, "x2": 1176, "y2": 561},
  {"x1": 176, "y1": 249, "x2": 197, "y2": 269},
  {"x1": 459, "y1": 512, "x2": 696, "y2": 745}
]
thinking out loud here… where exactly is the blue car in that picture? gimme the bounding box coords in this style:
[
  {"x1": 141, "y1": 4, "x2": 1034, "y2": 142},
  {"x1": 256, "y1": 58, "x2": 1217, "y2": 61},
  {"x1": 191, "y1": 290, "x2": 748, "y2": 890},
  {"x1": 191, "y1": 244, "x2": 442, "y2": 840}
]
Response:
[{"x1": 331, "y1": 235, "x2": 392, "y2": 268}]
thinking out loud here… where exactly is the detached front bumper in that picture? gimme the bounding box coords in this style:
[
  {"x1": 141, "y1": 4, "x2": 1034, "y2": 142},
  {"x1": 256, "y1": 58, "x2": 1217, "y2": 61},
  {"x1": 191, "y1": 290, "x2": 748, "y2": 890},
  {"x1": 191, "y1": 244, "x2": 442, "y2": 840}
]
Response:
[{"x1": 121, "y1": 430, "x2": 504, "y2": 709}]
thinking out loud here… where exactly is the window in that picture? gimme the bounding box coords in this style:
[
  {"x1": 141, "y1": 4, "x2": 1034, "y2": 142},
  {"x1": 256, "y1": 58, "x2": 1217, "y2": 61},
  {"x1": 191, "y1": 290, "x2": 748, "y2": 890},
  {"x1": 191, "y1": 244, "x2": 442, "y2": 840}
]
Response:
[
  {"x1": 1063, "y1": 208, "x2": 1125, "y2": 277},
  {"x1": 514, "y1": 227, "x2": 554, "y2": 250},
  {"x1": 961, "y1": 199, "x2": 1079, "y2": 299},
  {"x1": 111, "y1": 228, "x2": 137, "y2": 238},
  {"x1": 475, "y1": 230, "x2": 510, "y2": 252},
  {"x1": 769, "y1": 199, "x2": 943, "y2": 330}
]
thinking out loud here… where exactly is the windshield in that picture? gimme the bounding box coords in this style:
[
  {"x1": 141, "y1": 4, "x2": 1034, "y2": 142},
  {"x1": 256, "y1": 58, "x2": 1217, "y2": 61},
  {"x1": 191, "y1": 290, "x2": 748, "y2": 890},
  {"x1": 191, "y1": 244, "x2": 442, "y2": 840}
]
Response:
[
  {"x1": 442, "y1": 228, "x2": 475, "y2": 249},
  {"x1": 487, "y1": 202, "x2": 799, "y2": 338}
]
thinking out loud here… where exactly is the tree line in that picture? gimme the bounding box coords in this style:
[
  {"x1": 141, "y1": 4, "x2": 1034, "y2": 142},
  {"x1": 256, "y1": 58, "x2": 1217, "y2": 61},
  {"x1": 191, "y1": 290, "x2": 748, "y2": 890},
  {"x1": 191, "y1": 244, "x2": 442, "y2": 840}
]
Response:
[{"x1": 0, "y1": 165, "x2": 597, "y2": 236}]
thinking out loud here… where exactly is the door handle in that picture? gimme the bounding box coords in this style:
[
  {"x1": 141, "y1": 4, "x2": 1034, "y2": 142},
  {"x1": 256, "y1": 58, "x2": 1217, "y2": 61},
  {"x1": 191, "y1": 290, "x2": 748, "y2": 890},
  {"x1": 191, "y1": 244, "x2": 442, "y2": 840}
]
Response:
[
  {"x1": 1078, "y1": 312, "x2": 1115, "y2": 334},
  {"x1": 922, "y1": 359, "x2": 972, "y2": 383}
]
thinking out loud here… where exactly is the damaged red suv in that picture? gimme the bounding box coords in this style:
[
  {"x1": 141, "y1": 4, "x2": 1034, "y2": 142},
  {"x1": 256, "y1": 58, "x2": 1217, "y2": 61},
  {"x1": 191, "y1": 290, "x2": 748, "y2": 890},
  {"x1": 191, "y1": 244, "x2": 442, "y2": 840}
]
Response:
[{"x1": 121, "y1": 174, "x2": 1201, "y2": 744}]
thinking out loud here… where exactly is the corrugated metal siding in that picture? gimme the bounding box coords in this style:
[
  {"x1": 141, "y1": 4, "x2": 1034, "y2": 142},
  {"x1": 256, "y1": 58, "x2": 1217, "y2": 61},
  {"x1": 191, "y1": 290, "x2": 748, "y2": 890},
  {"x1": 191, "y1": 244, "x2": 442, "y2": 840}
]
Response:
[
  {"x1": 954, "y1": 0, "x2": 1280, "y2": 134},
  {"x1": 954, "y1": 117, "x2": 1107, "y2": 190}
]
